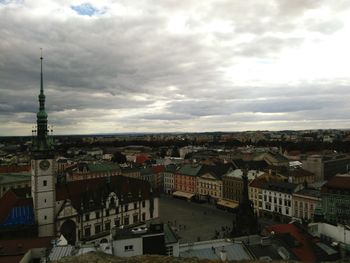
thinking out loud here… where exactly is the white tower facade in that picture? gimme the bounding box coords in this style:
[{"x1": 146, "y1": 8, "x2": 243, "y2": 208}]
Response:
[{"x1": 31, "y1": 158, "x2": 56, "y2": 237}]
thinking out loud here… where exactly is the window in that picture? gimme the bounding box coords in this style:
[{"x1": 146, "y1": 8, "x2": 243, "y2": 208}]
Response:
[
  {"x1": 85, "y1": 213, "x2": 90, "y2": 221},
  {"x1": 166, "y1": 246, "x2": 174, "y2": 256},
  {"x1": 105, "y1": 222, "x2": 111, "y2": 231},
  {"x1": 125, "y1": 205, "x2": 128, "y2": 212},
  {"x1": 95, "y1": 224, "x2": 101, "y2": 234},
  {"x1": 133, "y1": 214, "x2": 138, "y2": 223},
  {"x1": 96, "y1": 212, "x2": 100, "y2": 219},
  {"x1": 124, "y1": 245, "x2": 133, "y2": 252},
  {"x1": 115, "y1": 218, "x2": 120, "y2": 227},
  {"x1": 124, "y1": 216, "x2": 130, "y2": 225},
  {"x1": 142, "y1": 201, "x2": 146, "y2": 208},
  {"x1": 44, "y1": 199, "x2": 47, "y2": 203},
  {"x1": 84, "y1": 227, "x2": 91, "y2": 237},
  {"x1": 142, "y1": 213, "x2": 146, "y2": 221},
  {"x1": 106, "y1": 209, "x2": 109, "y2": 217},
  {"x1": 44, "y1": 215, "x2": 47, "y2": 220},
  {"x1": 134, "y1": 202, "x2": 137, "y2": 209},
  {"x1": 43, "y1": 180, "x2": 47, "y2": 186}
]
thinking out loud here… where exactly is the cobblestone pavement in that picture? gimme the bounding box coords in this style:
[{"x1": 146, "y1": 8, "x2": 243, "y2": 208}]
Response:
[{"x1": 156, "y1": 195, "x2": 233, "y2": 243}]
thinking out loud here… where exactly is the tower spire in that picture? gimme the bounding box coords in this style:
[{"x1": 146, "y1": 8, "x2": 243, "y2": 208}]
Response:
[
  {"x1": 33, "y1": 49, "x2": 52, "y2": 151},
  {"x1": 40, "y1": 48, "x2": 44, "y2": 96}
]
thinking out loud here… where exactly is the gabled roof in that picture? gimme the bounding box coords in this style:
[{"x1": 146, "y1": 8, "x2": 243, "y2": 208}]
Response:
[
  {"x1": 56, "y1": 176, "x2": 153, "y2": 213},
  {"x1": 177, "y1": 164, "x2": 203, "y2": 176},
  {"x1": 200, "y1": 163, "x2": 232, "y2": 180}
]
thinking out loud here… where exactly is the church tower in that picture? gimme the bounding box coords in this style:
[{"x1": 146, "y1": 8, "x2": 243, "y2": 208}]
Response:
[{"x1": 31, "y1": 53, "x2": 56, "y2": 237}]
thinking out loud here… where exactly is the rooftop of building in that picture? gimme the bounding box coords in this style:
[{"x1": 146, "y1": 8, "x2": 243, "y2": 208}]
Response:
[
  {"x1": 0, "y1": 176, "x2": 154, "y2": 228},
  {"x1": 224, "y1": 169, "x2": 264, "y2": 181},
  {"x1": 164, "y1": 164, "x2": 178, "y2": 173},
  {"x1": 0, "y1": 236, "x2": 52, "y2": 263},
  {"x1": 0, "y1": 165, "x2": 30, "y2": 174},
  {"x1": 0, "y1": 172, "x2": 31, "y2": 184},
  {"x1": 262, "y1": 181, "x2": 298, "y2": 194},
  {"x1": 56, "y1": 176, "x2": 154, "y2": 212},
  {"x1": 287, "y1": 167, "x2": 315, "y2": 178},
  {"x1": 264, "y1": 152, "x2": 290, "y2": 163},
  {"x1": 112, "y1": 223, "x2": 166, "y2": 241},
  {"x1": 232, "y1": 159, "x2": 268, "y2": 170},
  {"x1": 179, "y1": 239, "x2": 252, "y2": 261},
  {"x1": 74, "y1": 162, "x2": 120, "y2": 173},
  {"x1": 177, "y1": 164, "x2": 203, "y2": 176},
  {"x1": 293, "y1": 188, "x2": 321, "y2": 199},
  {"x1": 0, "y1": 188, "x2": 33, "y2": 226},
  {"x1": 266, "y1": 223, "x2": 340, "y2": 262},
  {"x1": 249, "y1": 177, "x2": 269, "y2": 189},
  {"x1": 322, "y1": 174, "x2": 350, "y2": 191}
]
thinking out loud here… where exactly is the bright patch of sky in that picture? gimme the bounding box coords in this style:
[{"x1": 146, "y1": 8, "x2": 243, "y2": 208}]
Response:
[{"x1": 71, "y1": 2, "x2": 103, "y2": 16}]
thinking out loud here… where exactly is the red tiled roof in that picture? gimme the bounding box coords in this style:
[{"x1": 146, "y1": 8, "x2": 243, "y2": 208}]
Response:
[
  {"x1": 0, "y1": 165, "x2": 30, "y2": 174},
  {"x1": 266, "y1": 224, "x2": 317, "y2": 263},
  {"x1": 249, "y1": 177, "x2": 268, "y2": 188},
  {"x1": 323, "y1": 175, "x2": 350, "y2": 190},
  {"x1": 151, "y1": 165, "x2": 165, "y2": 174},
  {"x1": 0, "y1": 237, "x2": 52, "y2": 263},
  {"x1": 136, "y1": 154, "x2": 150, "y2": 164}
]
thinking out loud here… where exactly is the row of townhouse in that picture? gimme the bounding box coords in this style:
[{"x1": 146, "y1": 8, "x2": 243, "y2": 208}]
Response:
[
  {"x1": 249, "y1": 173, "x2": 350, "y2": 226},
  {"x1": 249, "y1": 177, "x2": 321, "y2": 222},
  {"x1": 163, "y1": 163, "x2": 233, "y2": 202}
]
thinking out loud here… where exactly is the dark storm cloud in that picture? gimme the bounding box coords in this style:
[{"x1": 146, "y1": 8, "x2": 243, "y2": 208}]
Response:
[{"x1": 1, "y1": 0, "x2": 350, "y2": 134}]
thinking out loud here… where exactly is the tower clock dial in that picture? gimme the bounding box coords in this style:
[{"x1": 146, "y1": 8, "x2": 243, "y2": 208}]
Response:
[{"x1": 39, "y1": 160, "x2": 50, "y2": 170}]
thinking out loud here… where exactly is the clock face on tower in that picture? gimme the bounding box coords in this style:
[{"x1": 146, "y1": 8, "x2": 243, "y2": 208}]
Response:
[{"x1": 39, "y1": 160, "x2": 50, "y2": 170}]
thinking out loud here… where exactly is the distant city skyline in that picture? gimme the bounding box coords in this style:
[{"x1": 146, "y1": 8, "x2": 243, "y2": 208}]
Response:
[{"x1": 1, "y1": 0, "x2": 350, "y2": 135}]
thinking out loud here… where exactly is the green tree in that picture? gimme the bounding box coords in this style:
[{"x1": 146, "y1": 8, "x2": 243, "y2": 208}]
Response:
[{"x1": 111, "y1": 151, "x2": 127, "y2": 163}]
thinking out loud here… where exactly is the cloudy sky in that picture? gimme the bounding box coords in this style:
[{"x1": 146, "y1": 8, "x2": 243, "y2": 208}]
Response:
[{"x1": 1, "y1": 0, "x2": 350, "y2": 135}]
